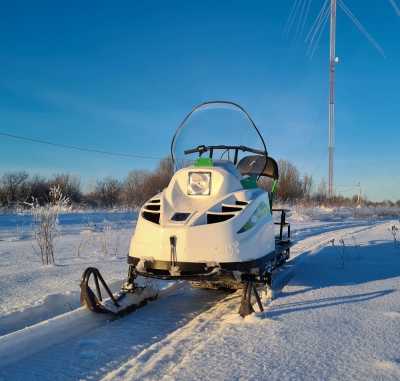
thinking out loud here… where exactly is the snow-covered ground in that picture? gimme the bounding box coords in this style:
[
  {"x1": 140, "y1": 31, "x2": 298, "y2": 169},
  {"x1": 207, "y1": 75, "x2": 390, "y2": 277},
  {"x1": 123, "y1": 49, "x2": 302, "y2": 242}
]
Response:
[
  {"x1": 0, "y1": 210, "x2": 399, "y2": 380},
  {"x1": 0, "y1": 212, "x2": 137, "y2": 333}
]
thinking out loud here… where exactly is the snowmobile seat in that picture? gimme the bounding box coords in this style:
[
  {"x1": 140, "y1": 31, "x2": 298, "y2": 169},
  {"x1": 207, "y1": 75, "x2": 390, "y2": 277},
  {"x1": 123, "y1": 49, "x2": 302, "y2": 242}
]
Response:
[{"x1": 237, "y1": 155, "x2": 279, "y2": 179}]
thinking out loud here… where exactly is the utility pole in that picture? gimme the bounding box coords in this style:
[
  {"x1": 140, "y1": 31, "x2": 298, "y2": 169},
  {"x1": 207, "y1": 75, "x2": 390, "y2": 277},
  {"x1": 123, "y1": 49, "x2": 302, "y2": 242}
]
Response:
[{"x1": 328, "y1": 0, "x2": 337, "y2": 198}]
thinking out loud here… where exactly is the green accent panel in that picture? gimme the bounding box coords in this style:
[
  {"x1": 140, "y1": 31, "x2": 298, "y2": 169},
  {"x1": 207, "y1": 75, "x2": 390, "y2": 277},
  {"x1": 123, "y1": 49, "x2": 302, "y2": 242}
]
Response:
[
  {"x1": 241, "y1": 176, "x2": 258, "y2": 189},
  {"x1": 237, "y1": 201, "x2": 269, "y2": 233},
  {"x1": 271, "y1": 179, "x2": 278, "y2": 193},
  {"x1": 194, "y1": 157, "x2": 214, "y2": 167}
]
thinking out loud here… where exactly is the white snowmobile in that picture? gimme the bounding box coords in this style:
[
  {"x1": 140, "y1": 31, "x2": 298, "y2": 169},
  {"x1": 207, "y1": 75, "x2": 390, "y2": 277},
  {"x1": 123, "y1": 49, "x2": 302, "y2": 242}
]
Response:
[{"x1": 80, "y1": 101, "x2": 291, "y2": 317}]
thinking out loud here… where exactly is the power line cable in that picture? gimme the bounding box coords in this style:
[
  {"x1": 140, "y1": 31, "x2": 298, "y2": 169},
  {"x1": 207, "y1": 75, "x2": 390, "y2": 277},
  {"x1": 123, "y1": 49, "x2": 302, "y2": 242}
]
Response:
[
  {"x1": 338, "y1": 0, "x2": 385, "y2": 57},
  {"x1": 388, "y1": 0, "x2": 400, "y2": 16},
  {"x1": 284, "y1": 0, "x2": 301, "y2": 37},
  {"x1": 0, "y1": 131, "x2": 163, "y2": 160}
]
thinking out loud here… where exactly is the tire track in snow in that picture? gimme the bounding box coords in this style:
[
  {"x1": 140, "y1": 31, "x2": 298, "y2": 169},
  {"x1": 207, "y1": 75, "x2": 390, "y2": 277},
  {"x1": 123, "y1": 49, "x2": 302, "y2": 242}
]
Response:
[
  {"x1": 290, "y1": 221, "x2": 381, "y2": 259},
  {"x1": 101, "y1": 291, "x2": 243, "y2": 381}
]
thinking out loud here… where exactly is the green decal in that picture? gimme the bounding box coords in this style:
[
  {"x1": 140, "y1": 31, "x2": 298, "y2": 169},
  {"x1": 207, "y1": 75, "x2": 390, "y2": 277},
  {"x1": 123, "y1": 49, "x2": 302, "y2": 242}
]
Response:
[
  {"x1": 194, "y1": 157, "x2": 214, "y2": 167},
  {"x1": 238, "y1": 201, "x2": 269, "y2": 233},
  {"x1": 271, "y1": 179, "x2": 278, "y2": 193},
  {"x1": 241, "y1": 176, "x2": 258, "y2": 189}
]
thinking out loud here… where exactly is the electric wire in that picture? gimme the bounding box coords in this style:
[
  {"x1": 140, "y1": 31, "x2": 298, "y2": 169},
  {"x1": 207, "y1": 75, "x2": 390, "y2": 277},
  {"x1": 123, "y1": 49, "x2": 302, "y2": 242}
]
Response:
[
  {"x1": 284, "y1": 0, "x2": 302, "y2": 37},
  {"x1": 0, "y1": 131, "x2": 163, "y2": 160},
  {"x1": 338, "y1": 0, "x2": 386, "y2": 57},
  {"x1": 295, "y1": 0, "x2": 307, "y2": 36},
  {"x1": 305, "y1": 0, "x2": 330, "y2": 57},
  {"x1": 388, "y1": 0, "x2": 400, "y2": 16},
  {"x1": 308, "y1": 5, "x2": 330, "y2": 58},
  {"x1": 296, "y1": 0, "x2": 312, "y2": 38},
  {"x1": 305, "y1": 0, "x2": 329, "y2": 44},
  {"x1": 299, "y1": 0, "x2": 313, "y2": 38}
]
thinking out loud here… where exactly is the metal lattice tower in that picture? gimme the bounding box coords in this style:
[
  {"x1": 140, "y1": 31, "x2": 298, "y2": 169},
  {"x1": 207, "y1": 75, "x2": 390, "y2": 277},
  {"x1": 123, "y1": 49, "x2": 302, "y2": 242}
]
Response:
[{"x1": 328, "y1": 0, "x2": 337, "y2": 198}]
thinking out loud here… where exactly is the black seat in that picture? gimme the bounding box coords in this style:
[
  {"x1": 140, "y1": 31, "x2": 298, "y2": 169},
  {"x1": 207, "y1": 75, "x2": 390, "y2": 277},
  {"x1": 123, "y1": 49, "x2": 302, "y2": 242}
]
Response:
[{"x1": 237, "y1": 155, "x2": 279, "y2": 179}]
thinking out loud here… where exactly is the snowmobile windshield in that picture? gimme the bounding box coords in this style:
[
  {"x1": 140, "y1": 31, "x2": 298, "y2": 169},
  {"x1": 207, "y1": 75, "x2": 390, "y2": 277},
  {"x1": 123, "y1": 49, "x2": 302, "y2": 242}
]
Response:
[{"x1": 171, "y1": 101, "x2": 268, "y2": 175}]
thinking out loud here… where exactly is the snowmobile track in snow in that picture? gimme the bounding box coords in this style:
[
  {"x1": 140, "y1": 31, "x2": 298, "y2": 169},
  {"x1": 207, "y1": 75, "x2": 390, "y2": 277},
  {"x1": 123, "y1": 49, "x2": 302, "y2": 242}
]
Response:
[{"x1": 0, "y1": 282, "x2": 186, "y2": 368}]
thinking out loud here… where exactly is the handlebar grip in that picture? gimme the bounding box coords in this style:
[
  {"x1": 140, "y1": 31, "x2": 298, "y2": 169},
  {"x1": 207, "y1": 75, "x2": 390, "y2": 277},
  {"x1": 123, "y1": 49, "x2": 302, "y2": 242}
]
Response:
[{"x1": 184, "y1": 148, "x2": 199, "y2": 154}]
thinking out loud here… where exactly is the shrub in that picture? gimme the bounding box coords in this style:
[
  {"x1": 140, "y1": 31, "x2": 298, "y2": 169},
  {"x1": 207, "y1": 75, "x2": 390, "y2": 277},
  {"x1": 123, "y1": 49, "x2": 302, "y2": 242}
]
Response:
[{"x1": 31, "y1": 186, "x2": 70, "y2": 265}]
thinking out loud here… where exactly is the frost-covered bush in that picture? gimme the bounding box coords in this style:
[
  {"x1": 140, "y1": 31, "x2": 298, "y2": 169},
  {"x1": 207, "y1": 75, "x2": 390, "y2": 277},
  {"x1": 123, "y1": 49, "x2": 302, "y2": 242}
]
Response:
[
  {"x1": 76, "y1": 229, "x2": 94, "y2": 257},
  {"x1": 100, "y1": 221, "x2": 121, "y2": 256},
  {"x1": 31, "y1": 186, "x2": 70, "y2": 265},
  {"x1": 389, "y1": 225, "x2": 399, "y2": 248}
]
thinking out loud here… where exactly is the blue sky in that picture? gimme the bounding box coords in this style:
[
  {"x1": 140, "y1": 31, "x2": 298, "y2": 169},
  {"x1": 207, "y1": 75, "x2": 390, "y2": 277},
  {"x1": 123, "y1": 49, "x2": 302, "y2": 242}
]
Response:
[{"x1": 0, "y1": 0, "x2": 399, "y2": 200}]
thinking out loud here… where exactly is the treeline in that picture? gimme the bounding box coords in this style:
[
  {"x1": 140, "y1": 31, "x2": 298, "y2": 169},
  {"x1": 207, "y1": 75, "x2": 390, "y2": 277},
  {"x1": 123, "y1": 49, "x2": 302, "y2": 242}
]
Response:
[
  {"x1": 260, "y1": 160, "x2": 334, "y2": 205},
  {"x1": 0, "y1": 158, "x2": 397, "y2": 210},
  {"x1": 262, "y1": 160, "x2": 400, "y2": 208},
  {"x1": 0, "y1": 158, "x2": 173, "y2": 209},
  {"x1": 0, "y1": 172, "x2": 82, "y2": 208}
]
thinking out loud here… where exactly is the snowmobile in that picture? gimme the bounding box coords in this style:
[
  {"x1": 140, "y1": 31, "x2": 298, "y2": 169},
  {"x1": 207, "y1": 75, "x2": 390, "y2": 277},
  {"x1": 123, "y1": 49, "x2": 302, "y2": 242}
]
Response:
[{"x1": 80, "y1": 101, "x2": 291, "y2": 317}]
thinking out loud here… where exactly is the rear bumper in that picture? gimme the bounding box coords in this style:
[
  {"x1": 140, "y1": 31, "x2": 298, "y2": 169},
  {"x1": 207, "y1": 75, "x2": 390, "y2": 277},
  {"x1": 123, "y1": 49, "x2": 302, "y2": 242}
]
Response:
[{"x1": 127, "y1": 250, "x2": 278, "y2": 281}]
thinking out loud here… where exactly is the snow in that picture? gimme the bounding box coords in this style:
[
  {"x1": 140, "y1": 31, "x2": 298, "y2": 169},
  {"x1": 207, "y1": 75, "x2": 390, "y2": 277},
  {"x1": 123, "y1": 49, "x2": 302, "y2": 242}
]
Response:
[
  {"x1": 0, "y1": 210, "x2": 400, "y2": 380},
  {"x1": 0, "y1": 212, "x2": 137, "y2": 333},
  {"x1": 289, "y1": 205, "x2": 400, "y2": 222}
]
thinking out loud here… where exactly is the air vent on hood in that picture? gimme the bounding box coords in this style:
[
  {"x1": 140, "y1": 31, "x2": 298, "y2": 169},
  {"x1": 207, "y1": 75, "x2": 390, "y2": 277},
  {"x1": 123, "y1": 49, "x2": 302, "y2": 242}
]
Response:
[
  {"x1": 235, "y1": 200, "x2": 249, "y2": 206},
  {"x1": 221, "y1": 204, "x2": 244, "y2": 213},
  {"x1": 142, "y1": 200, "x2": 161, "y2": 224},
  {"x1": 206, "y1": 200, "x2": 248, "y2": 224},
  {"x1": 145, "y1": 203, "x2": 160, "y2": 211},
  {"x1": 207, "y1": 212, "x2": 236, "y2": 224},
  {"x1": 142, "y1": 210, "x2": 160, "y2": 224}
]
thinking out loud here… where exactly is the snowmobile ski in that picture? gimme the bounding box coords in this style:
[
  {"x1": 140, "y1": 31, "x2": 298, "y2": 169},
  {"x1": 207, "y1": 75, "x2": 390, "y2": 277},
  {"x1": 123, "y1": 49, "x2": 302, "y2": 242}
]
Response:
[{"x1": 80, "y1": 267, "x2": 157, "y2": 317}]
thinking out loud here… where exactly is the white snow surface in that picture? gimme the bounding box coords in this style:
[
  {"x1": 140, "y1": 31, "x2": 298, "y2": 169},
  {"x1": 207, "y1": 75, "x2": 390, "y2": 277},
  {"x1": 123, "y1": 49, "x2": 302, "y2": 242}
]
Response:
[{"x1": 0, "y1": 210, "x2": 400, "y2": 380}]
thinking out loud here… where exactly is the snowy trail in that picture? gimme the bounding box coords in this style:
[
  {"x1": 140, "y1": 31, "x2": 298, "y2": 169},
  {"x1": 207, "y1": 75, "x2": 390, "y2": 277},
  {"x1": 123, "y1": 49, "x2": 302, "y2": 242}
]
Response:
[
  {"x1": 0, "y1": 279, "x2": 121, "y2": 337},
  {"x1": 101, "y1": 222, "x2": 388, "y2": 381},
  {"x1": 1, "y1": 219, "x2": 389, "y2": 381},
  {"x1": 0, "y1": 284, "x2": 230, "y2": 380},
  {"x1": 0, "y1": 281, "x2": 186, "y2": 368}
]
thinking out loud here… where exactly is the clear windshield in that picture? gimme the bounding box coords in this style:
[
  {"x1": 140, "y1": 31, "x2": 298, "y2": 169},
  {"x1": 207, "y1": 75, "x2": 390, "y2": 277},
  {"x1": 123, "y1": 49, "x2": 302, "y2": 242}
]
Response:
[{"x1": 171, "y1": 101, "x2": 267, "y2": 171}]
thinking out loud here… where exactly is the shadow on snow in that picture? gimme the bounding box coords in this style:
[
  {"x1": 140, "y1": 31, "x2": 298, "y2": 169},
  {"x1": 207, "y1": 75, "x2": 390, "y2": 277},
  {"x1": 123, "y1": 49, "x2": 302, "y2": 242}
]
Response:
[{"x1": 269, "y1": 240, "x2": 399, "y2": 317}]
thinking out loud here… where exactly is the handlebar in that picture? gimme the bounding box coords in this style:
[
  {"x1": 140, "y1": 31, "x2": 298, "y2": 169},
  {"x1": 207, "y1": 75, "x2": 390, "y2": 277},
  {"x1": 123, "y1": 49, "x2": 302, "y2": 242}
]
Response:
[{"x1": 183, "y1": 145, "x2": 266, "y2": 156}]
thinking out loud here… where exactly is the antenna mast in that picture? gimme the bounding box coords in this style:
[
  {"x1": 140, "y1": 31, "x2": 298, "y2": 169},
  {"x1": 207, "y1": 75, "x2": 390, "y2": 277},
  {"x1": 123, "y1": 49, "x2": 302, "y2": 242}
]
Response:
[{"x1": 328, "y1": 0, "x2": 337, "y2": 198}]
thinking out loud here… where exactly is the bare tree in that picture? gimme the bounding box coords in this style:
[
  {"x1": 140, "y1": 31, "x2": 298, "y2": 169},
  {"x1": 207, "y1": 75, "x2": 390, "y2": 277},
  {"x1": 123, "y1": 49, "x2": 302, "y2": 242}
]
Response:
[
  {"x1": 123, "y1": 157, "x2": 173, "y2": 208},
  {"x1": 0, "y1": 171, "x2": 29, "y2": 206},
  {"x1": 123, "y1": 170, "x2": 151, "y2": 208},
  {"x1": 156, "y1": 157, "x2": 174, "y2": 186},
  {"x1": 314, "y1": 178, "x2": 328, "y2": 203},
  {"x1": 276, "y1": 160, "x2": 303, "y2": 201},
  {"x1": 145, "y1": 156, "x2": 174, "y2": 195},
  {"x1": 94, "y1": 177, "x2": 122, "y2": 208},
  {"x1": 49, "y1": 174, "x2": 82, "y2": 203},
  {"x1": 28, "y1": 175, "x2": 50, "y2": 205},
  {"x1": 302, "y1": 174, "x2": 313, "y2": 200}
]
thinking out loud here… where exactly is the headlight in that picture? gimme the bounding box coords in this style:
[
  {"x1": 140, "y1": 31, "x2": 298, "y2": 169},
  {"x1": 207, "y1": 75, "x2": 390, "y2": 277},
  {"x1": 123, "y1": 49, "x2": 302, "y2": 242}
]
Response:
[{"x1": 188, "y1": 172, "x2": 211, "y2": 195}]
